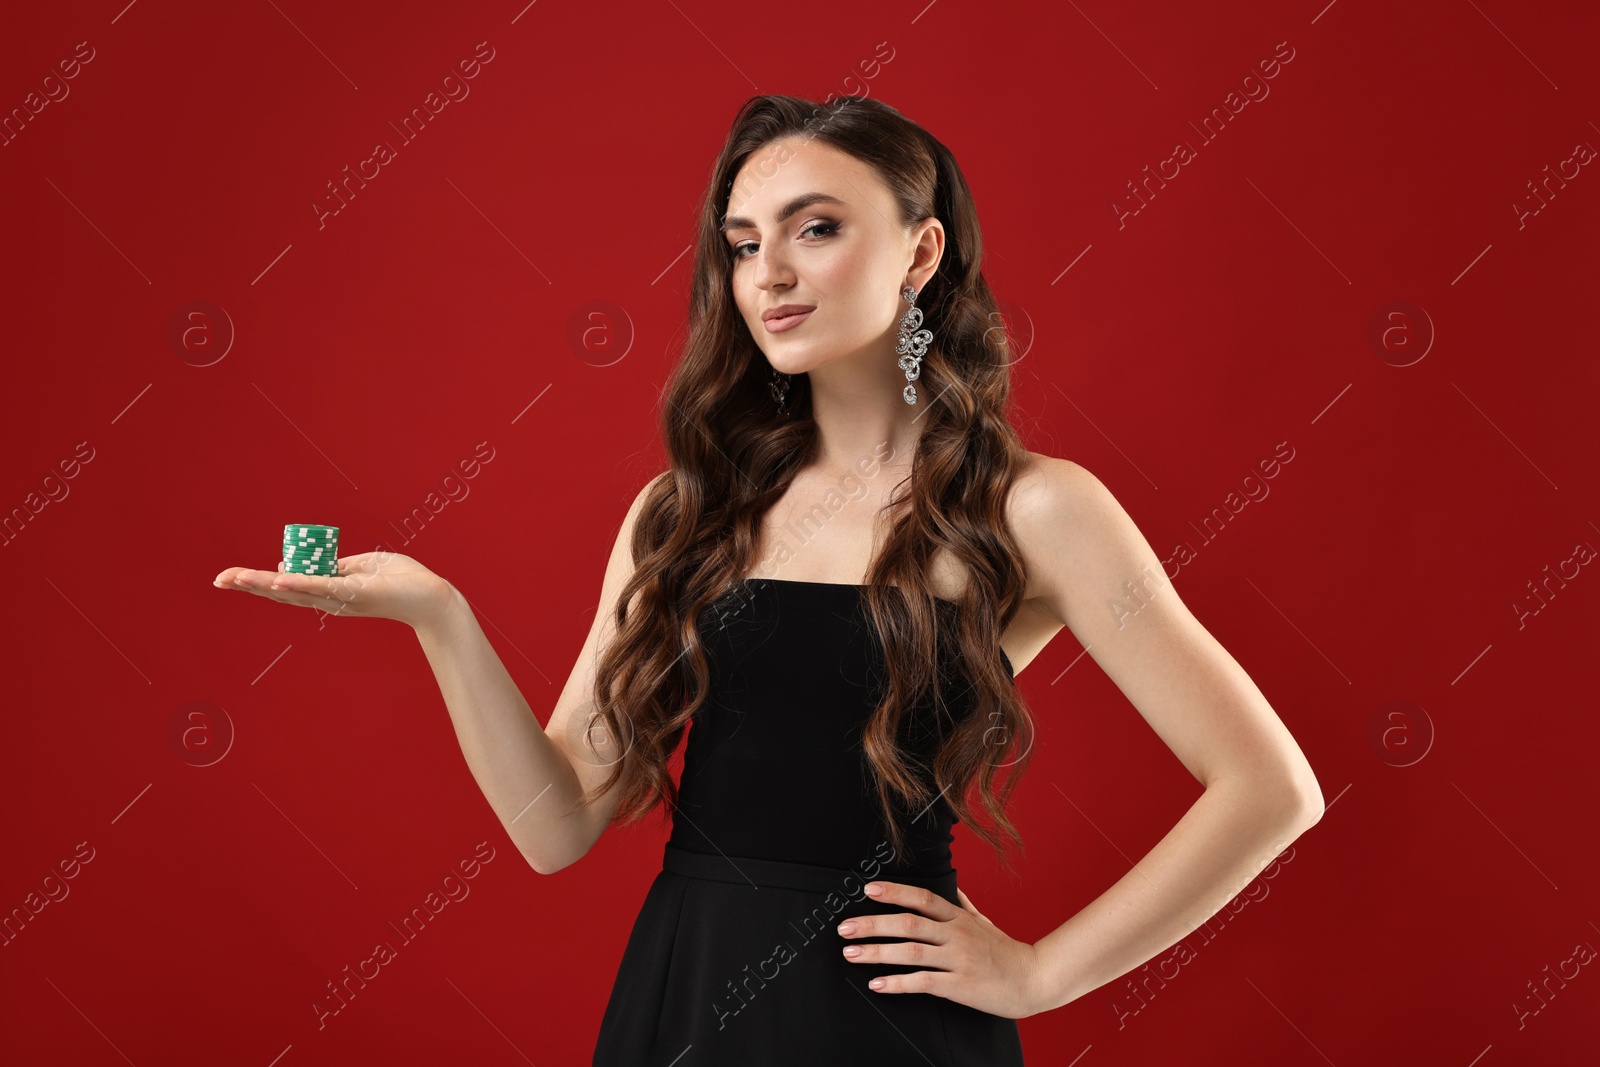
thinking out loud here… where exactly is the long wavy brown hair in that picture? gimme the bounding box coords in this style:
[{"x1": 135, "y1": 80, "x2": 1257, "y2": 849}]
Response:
[{"x1": 569, "y1": 94, "x2": 1037, "y2": 870}]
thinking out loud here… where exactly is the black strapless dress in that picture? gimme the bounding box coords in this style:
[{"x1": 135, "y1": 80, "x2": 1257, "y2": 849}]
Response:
[{"x1": 592, "y1": 578, "x2": 1027, "y2": 1066}]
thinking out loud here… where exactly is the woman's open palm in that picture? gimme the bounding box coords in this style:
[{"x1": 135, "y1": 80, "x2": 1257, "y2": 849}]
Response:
[{"x1": 213, "y1": 550, "x2": 454, "y2": 630}]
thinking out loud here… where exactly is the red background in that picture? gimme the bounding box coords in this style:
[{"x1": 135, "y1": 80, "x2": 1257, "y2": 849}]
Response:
[{"x1": 4, "y1": 0, "x2": 1598, "y2": 1063}]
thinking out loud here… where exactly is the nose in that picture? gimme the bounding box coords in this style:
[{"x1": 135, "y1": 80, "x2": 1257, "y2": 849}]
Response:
[{"x1": 750, "y1": 241, "x2": 794, "y2": 291}]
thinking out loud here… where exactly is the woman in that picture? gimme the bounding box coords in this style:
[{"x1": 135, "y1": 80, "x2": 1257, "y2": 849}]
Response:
[{"x1": 216, "y1": 95, "x2": 1323, "y2": 1065}]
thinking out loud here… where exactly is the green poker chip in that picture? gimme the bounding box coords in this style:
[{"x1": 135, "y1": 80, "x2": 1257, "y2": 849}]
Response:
[{"x1": 280, "y1": 522, "x2": 340, "y2": 574}]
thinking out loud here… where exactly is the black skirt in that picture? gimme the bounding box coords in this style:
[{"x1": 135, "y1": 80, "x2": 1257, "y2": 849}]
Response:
[{"x1": 593, "y1": 845, "x2": 1026, "y2": 1065}]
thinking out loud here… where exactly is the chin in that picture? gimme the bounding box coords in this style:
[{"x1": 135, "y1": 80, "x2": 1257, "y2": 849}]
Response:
[
  {"x1": 758, "y1": 346, "x2": 804, "y2": 374},
  {"x1": 768, "y1": 356, "x2": 818, "y2": 376}
]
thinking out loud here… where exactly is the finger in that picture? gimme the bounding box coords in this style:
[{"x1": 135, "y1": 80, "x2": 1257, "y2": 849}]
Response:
[
  {"x1": 270, "y1": 571, "x2": 354, "y2": 601},
  {"x1": 842, "y1": 939, "x2": 946, "y2": 968},
  {"x1": 221, "y1": 568, "x2": 271, "y2": 588},
  {"x1": 864, "y1": 881, "x2": 960, "y2": 921},
  {"x1": 215, "y1": 566, "x2": 283, "y2": 587},
  {"x1": 226, "y1": 580, "x2": 337, "y2": 610},
  {"x1": 838, "y1": 912, "x2": 946, "y2": 944},
  {"x1": 250, "y1": 574, "x2": 354, "y2": 612},
  {"x1": 260, "y1": 586, "x2": 353, "y2": 614},
  {"x1": 865, "y1": 970, "x2": 942, "y2": 995},
  {"x1": 219, "y1": 569, "x2": 347, "y2": 611},
  {"x1": 956, "y1": 887, "x2": 989, "y2": 922}
]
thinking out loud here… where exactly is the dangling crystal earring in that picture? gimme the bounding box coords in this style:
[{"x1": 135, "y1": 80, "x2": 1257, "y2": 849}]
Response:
[
  {"x1": 896, "y1": 284, "x2": 934, "y2": 405},
  {"x1": 769, "y1": 365, "x2": 793, "y2": 418}
]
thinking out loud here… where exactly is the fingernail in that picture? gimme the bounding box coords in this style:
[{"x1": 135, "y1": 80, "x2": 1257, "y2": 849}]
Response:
[
  {"x1": 837, "y1": 922, "x2": 856, "y2": 936},
  {"x1": 865, "y1": 883, "x2": 883, "y2": 897},
  {"x1": 842, "y1": 945, "x2": 860, "y2": 958}
]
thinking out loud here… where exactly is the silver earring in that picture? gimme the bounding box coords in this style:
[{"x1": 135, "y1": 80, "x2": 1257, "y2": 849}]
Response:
[
  {"x1": 769, "y1": 365, "x2": 792, "y2": 418},
  {"x1": 896, "y1": 284, "x2": 933, "y2": 405}
]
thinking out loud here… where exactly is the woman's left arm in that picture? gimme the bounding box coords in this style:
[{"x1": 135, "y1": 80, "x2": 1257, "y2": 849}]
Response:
[
  {"x1": 1017, "y1": 457, "x2": 1324, "y2": 1013},
  {"x1": 842, "y1": 458, "x2": 1324, "y2": 1016}
]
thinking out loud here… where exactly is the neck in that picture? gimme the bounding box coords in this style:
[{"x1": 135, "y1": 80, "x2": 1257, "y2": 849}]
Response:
[{"x1": 803, "y1": 342, "x2": 926, "y2": 474}]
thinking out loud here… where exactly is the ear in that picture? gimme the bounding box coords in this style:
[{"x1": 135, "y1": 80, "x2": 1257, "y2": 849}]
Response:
[{"x1": 907, "y1": 216, "x2": 944, "y2": 289}]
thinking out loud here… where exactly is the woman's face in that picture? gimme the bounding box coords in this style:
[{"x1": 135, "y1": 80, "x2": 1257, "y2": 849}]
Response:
[{"x1": 722, "y1": 137, "x2": 932, "y2": 376}]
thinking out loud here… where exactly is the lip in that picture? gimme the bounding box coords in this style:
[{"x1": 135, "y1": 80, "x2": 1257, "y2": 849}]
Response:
[
  {"x1": 762, "y1": 303, "x2": 816, "y2": 322},
  {"x1": 763, "y1": 308, "x2": 814, "y2": 333}
]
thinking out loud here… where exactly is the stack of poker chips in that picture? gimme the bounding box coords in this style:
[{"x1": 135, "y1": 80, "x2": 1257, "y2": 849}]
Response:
[{"x1": 282, "y1": 524, "x2": 340, "y2": 576}]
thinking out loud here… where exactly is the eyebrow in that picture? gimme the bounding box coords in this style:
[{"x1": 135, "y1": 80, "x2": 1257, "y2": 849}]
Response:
[{"x1": 721, "y1": 192, "x2": 848, "y2": 234}]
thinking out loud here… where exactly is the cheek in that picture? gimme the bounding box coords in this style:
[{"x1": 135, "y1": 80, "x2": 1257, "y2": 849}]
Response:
[
  {"x1": 819, "y1": 252, "x2": 894, "y2": 313},
  {"x1": 823, "y1": 275, "x2": 888, "y2": 330},
  {"x1": 731, "y1": 275, "x2": 755, "y2": 319}
]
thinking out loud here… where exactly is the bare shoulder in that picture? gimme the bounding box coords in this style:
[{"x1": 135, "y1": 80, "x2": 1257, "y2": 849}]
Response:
[
  {"x1": 977, "y1": 453, "x2": 1095, "y2": 673},
  {"x1": 1004, "y1": 453, "x2": 1099, "y2": 587},
  {"x1": 626, "y1": 469, "x2": 672, "y2": 525},
  {"x1": 1006, "y1": 452, "x2": 1100, "y2": 517},
  {"x1": 1005, "y1": 452, "x2": 1146, "y2": 627},
  {"x1": 1003, "y1": 454, "x2": 1321, "y2": 808}
]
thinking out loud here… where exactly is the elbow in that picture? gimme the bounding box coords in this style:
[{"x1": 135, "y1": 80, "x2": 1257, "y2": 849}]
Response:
[
  {"x1": 1288, "y1": 763, "x2": 1326, "y2": 828},
  {"x1": 515, "y1": 808, "x2": 605, "y2": 875},
  {"x1": 1280, "y1": 794, "x2": 1323, "y2": 841},
  {"x1": 523, "y1": 839, "x2": 589, "y2": 876},
  {"x1": 526, "y1": 853, "x2": 571, "y2": 876},
  {"x1": 1214, "y1": 765, "x2": 1324, "y2": 835},
  {"x1": 1249, "y1": 749, "x2": 1326, "y2": 832},
  {"x1": 1297, "y1": 785, "x2": 1326, "y2": 828},
  {"x1": 1276, "y1": 769, "x2": 1324, "y2": 834}
]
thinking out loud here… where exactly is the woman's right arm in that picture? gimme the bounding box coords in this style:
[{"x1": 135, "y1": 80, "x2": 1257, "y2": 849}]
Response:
[{"x1": 416, "y1": 472, "x2": 666, "y2": 875}]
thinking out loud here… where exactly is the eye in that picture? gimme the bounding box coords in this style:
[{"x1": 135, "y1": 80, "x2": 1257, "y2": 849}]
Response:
[{"x1": 731, "y1": 219, "x2": 840, "y2": 259}]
